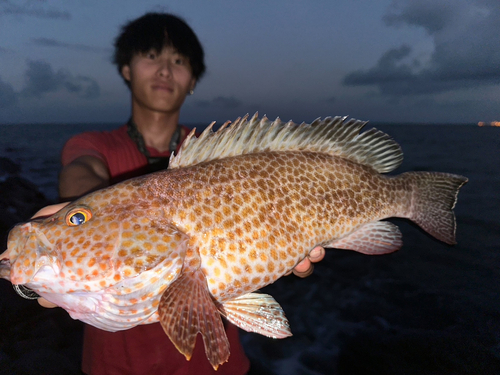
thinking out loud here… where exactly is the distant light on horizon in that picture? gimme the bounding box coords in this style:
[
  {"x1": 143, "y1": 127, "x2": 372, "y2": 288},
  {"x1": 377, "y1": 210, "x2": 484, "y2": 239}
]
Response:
[{"x1": 478, "y1": 121, "x2": 500, "y2": 127}]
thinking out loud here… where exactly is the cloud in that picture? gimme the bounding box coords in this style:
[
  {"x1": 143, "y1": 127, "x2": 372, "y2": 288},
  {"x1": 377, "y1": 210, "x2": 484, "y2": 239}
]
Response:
[
  {"x1": 31, "y1": 37, "x2": 111, "y2": 53},
  {"x1": 194, "y1": 96, "x2": 242, "y2": 109},
  {"x1": 0, "y1": 77, "x2": 17, "y2": 108},
  {"x1": 383, "y1": 0, "x2": 457, "y2": 34},
  {"x1": 343, "y1": 0, "x2": 500, "y2": 96},
  {"x1": 0, "y1": 0, "x2": 70, "y2": 19},
  {"x1": 20, "y1": 60, "x2": 100, "y2": 99}
]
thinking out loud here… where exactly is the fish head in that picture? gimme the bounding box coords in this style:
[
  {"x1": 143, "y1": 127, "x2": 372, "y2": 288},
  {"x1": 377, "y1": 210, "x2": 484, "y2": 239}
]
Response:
[
  {"x1": 3, "y1": 197, "x2": 125, "y2": 291},
  {"x1": 3, "y1": 182, "x2": 189, "y2": 328},
  {"x1": 5, "y1": 184, "x2": 184, "y2": 291}
]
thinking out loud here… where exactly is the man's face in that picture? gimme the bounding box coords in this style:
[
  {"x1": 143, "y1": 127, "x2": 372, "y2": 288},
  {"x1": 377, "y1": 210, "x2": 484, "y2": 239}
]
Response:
[{"x1": 121, "y1": 46, "x2": 196, "y2": 114}]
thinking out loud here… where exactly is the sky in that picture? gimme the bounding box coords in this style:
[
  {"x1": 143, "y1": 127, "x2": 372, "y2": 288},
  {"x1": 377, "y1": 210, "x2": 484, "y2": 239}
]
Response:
[{"x1": 0, "y1": 0, "x2": 499, "y2": 125}]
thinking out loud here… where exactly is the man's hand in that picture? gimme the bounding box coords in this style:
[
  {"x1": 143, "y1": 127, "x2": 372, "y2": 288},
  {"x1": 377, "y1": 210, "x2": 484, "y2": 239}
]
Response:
[
  {"x1": 290, "y1": 246, "x2": 326, "y2": 278},
  {"x1": 31, "y1": 202, "x2": 70, "y2": 308},
  {"x1": 32, "y1": 202, "x2": 70, "y2": 219}
]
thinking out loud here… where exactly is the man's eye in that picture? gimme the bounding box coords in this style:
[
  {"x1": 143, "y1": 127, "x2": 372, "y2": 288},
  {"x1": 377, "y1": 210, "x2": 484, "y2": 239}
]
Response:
[{"x1": 174, "y1": 58, "x2": 184, "y2": 65}]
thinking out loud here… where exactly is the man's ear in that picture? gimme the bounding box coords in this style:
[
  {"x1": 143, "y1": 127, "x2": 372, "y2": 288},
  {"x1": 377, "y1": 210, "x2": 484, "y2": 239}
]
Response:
[
  {"x1": 121, "y1": 65, "x2": 131, "y2": 82},
  {"x1": 190, "y1": 77, "x2": 197, "y2": 92}
]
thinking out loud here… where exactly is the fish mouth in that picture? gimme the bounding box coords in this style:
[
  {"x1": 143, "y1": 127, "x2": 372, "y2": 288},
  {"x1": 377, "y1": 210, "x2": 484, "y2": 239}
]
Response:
[
  {"x1": 12, "y1": 284, "x2": 40, "y2": 300},
  {"x1": 0, "y1": 257, "x2": 11, "y2": 280},
  {"x1": 2, "y1": 254, "x2": 41, "y2": 298}
]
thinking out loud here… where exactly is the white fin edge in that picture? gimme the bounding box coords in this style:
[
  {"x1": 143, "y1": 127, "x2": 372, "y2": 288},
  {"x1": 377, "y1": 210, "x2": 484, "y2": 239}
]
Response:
[
  {"x1": 219, "y1": 292, "x2": 292, "y2": 339},
  {"x1": 169, "y1": 113, "x2": 403, "y2": 173}
]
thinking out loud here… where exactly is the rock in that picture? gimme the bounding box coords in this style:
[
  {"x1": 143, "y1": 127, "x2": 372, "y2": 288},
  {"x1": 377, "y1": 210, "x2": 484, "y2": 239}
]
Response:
[
  {"x1": 0, "y1": 175, "x2": 49, "y2": 248},
  {"x1": 0, "y1": 157, "x2": 83, "y2": 375},
  {"x1": 0, "y1": 157, "x2": 21, "y2": 177}
]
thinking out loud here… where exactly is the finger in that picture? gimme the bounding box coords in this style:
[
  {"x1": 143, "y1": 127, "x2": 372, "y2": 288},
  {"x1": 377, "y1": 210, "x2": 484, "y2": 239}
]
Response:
[
  {"x1": 32, "y1": 202, "x2": 70, "y2": 219},
  {"x1": 308, "y1": 246, "x2": 326, "y2": 263},
  {"x1": 292, "y1": 258, "x2": 314, "y2": 278},
  {"x1": 38, "y1": 298, "x2": 58, "y2": 308}
]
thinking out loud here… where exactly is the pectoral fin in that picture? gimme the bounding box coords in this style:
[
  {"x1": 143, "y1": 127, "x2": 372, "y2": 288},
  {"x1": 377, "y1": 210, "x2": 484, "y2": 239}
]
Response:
[
  {"x1": 327, "y1": 221, "x2": 402, "y2": 254},
  {"x1": 158, "y1": 269, "x2": 229, "y2": 370},
  {"x1": 220, "y1": 293, "x2": 292, "y2": 339}
]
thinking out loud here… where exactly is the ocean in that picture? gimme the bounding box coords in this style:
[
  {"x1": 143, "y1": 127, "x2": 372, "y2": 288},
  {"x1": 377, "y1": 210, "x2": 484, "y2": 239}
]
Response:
[{"x1": 0, "y1": 122, "x2": 499, "y2": 374}]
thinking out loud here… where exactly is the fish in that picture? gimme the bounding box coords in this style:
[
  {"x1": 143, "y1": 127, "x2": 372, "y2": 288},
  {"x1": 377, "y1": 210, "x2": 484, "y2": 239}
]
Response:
[{"x1": 0, "y1": 113, "x2": 467, "y2": 369}]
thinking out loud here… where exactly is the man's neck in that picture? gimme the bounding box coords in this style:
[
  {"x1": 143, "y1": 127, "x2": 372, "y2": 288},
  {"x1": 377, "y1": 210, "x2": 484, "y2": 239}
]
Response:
[{"x1": 131, "y1": 110, "x2": 180, "y2": 153}]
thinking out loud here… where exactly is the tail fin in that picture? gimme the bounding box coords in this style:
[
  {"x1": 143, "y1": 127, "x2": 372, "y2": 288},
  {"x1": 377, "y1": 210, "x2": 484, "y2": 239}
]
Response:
[{"x1": 405, "y1": 172, "x2": 467, "y2": 244}]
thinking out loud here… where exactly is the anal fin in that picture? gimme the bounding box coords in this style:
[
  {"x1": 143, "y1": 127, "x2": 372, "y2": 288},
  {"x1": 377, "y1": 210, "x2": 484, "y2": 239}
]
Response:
[
  {"x1": 220, "y1": 293, "x2": 292, "y2": 339},
  {"x1": 327, "y1": 221, "x2": 402, "y2": 254},
  {"x1": 158, "y1": 269, "x2": 229, "y2": 370}
]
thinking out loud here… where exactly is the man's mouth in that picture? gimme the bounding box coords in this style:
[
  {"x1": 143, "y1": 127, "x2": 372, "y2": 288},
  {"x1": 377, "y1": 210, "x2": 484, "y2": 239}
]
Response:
[{"x1": 151, "y1": 83, "x2": 173, "y2": 92}]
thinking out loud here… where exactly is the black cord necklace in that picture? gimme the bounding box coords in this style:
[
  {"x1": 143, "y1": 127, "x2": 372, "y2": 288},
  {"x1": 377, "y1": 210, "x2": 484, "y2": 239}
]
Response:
[{"x1": 126, "y1": 118, "x2": 180, "y2": 172}]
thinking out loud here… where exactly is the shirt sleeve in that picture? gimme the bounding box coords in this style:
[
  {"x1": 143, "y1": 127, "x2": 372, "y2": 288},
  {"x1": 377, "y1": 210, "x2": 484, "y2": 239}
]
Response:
[{"x1": 61, "y1": 132, "x2": 108, "y2": 167}]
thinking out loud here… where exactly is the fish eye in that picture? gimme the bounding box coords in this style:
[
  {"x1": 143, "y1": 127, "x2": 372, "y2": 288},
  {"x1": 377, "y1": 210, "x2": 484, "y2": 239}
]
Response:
[{"x1": 65, "y1": 208, "x2": 92, "y2": 226}]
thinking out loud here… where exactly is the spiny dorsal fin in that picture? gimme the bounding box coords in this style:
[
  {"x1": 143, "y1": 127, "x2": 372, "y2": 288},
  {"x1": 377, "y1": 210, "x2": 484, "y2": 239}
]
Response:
[{"x1": 169, "y1": 113, "x2": 403, "y2": 173}]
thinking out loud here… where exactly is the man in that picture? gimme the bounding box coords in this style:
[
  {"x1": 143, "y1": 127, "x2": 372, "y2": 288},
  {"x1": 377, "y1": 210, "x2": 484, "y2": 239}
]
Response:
[{"x1": 35, "y1": 12, "x2": 325, "y2": 374}]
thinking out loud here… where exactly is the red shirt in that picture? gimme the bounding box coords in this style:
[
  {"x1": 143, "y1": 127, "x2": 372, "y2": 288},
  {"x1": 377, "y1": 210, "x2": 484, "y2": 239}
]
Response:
[{"x1": 61, "y1": 125, "x2": 250, "y2": 375}]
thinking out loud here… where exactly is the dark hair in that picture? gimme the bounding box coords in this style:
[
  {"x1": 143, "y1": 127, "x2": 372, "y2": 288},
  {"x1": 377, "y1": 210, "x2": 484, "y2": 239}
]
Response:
[{"x1": 113, "y1": 12, "x2": 206, "y2": 85}]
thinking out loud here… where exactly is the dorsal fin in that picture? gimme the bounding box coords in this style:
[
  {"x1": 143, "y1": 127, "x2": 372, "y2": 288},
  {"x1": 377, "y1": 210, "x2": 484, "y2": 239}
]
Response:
[{"x1": 169, "y1": 113, "x2": 403, "y2": 173}]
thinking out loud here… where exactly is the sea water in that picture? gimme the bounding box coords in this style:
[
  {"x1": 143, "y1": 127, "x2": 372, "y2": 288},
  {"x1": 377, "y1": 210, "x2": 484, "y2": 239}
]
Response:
[{"x1": 0, "y1": 122, "x2": 499, "y2": 374}]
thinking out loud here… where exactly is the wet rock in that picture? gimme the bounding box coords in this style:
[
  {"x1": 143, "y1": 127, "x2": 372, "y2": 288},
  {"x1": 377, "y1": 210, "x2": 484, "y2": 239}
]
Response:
[
  {"x1": 0, "y1": 157, "x2": 21, "y2": 177},
  {"x1": 0, "y1": 174, "x2": 49, "y2": 248},
  {"x1": 0, "y1": 157, "x2": 83, "y2": 375}
]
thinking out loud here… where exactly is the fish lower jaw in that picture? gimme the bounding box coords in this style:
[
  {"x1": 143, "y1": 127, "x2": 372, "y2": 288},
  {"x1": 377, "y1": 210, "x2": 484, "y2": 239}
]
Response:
[{"x1": 37, "y1": 290, "x2": 100, "y2": 316}]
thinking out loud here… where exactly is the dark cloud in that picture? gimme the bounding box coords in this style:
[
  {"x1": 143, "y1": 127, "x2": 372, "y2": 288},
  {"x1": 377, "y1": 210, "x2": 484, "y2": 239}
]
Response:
[
  {"x1": 22, "y1": 60, "x2": 60, "y2": 97},
  {"x1": 0, "y1": 0, "x2": 70, "y2": 19},
  {"x1": 0, "y1": 77, "x2": 17, "y2": 108},
  {"x1": 194, "y1": 96, "x2": 242, "y2": 109},
  {"x1": 343, "y1": 0, "x2": 500, "y2": 96},
  {"x1": 31, "y1": 37, "x2": 111, "y2": 53},
  {"x1": 21, "y1": 60, "x2": 100, "y2": 99},
  {"x1": 78, "y1": 76, "x2": 100, "y2": 99},
  {"x1": 383, "y1": 0, "x2": 457, "y2": 34}
]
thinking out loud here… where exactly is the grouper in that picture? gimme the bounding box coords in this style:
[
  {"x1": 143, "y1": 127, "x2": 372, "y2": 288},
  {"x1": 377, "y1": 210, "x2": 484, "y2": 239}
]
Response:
[{"x1": 0, "y1": 114, "x2": 467, "y2": 369}]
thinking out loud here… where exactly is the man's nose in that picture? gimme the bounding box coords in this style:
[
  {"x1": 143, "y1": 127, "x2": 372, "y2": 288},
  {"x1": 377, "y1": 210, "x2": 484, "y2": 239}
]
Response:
[{"x1": 158, "y1": 59, "x2": 172, "y2": 77}]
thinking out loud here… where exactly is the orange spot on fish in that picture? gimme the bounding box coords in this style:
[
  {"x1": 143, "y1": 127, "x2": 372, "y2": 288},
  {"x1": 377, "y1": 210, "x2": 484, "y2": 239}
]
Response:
[{"x1": 156, "y1": 244, "x2": 168, "y2": 253}]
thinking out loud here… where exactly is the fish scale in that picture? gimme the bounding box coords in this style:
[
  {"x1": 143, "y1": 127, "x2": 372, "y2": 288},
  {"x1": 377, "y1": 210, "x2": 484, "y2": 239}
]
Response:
[{"x1": 0, "y1": 113, "x2": 467, "y2": 370}]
